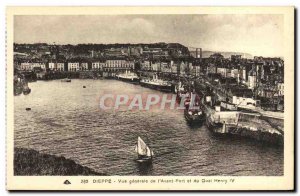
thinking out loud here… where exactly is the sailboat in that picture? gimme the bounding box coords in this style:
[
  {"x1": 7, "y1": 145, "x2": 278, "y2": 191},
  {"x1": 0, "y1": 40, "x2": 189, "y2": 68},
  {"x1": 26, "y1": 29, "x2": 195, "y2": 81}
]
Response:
[{"x1": 135, "y1": 137, "x2": 154, "y2": 163}]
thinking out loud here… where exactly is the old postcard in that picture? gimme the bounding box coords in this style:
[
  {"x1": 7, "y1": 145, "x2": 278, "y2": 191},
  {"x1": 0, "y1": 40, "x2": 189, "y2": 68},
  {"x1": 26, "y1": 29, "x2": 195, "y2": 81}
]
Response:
[{"x1": 6, "y1": 6, "x2": 294, "y2": 190}]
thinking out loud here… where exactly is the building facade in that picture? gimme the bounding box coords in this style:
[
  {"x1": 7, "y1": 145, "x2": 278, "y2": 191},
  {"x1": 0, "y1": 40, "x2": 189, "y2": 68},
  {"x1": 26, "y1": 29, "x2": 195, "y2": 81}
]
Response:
[{"x1": 68, "y1": 62, "x2": 80, "y2": 71}]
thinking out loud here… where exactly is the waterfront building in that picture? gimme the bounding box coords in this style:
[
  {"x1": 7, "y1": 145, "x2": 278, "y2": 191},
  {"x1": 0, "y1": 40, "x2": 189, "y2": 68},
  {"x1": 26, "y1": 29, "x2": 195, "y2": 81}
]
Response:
[
  {"x1": 40, "y1": 63, "x2": 46, "y2": 70},
  {"x1": 48, "y1": 62, "x2": 65, "y2": 71},
  {"x1": 20, "y1": 62, "x2": 46, "y2": 71},
  {"x1": 142, "y1": 60, "x2": 151, "y2": 71},
  {"x1": 277, "y1": 82, "x2": 284, "y2": 96},
  {"x1": 80, "y1": 62, "x2": 89, "y2": 71},
  {"x1": 68, "y1": 62, "x2": 80, "y2": 71},
  {"x1": 48, "y1": 62, "x2": 56, "y2": 70},
  {"x1": 103, "y1": 58, "x2": 134, "y2": 72},
  {"x1": 106, "y1": 59, "x2": 126, "y2": 68},
  {"x1": 44, "y1": 61, "x2": 64, "y2": 71},
  {"x1": 20, "y1": 62, "x2": 31, "y2": 70},
  {"x1": 92, "y1": 62, "x2": 102, "y2": 70},
  {"x1": 57, "y1": 63, "x2": 65, "y2": 71}
]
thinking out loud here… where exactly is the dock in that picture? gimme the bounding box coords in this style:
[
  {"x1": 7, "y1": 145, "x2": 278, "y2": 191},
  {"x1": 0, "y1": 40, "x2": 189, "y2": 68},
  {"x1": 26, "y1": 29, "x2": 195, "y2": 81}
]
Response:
[{"x1": 193, "y1": 77, "x2": 284, "y2": 145}]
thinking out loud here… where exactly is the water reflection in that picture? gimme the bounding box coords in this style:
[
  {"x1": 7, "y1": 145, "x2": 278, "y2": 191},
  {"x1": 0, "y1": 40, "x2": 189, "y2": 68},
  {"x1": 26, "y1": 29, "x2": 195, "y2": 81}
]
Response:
[{"x1": 136, "y1": 162, "x2": 154, "y2": 176}]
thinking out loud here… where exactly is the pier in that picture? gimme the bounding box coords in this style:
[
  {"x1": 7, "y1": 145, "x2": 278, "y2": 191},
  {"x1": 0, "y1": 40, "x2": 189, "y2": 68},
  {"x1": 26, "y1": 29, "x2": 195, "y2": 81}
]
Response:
[{"x1": 193, "y1": 78, "x2": 284, "y2": 145}]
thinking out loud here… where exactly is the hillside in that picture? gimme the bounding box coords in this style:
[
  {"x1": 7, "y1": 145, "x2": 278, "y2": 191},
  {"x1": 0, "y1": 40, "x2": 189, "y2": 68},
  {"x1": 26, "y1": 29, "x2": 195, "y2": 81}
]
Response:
[
  {"x1": 190, "y1": 50, "x2": 253, "y2": 59},
  {"x1": 14, "y1": 148, "x2": 105, "y2": 176}
]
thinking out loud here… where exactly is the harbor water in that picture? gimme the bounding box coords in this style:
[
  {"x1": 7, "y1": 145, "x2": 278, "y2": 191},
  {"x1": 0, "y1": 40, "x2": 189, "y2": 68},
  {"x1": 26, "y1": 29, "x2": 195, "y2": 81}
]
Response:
[{"x1": 14, "y1": 79, "x2": 283, "y2": 176}]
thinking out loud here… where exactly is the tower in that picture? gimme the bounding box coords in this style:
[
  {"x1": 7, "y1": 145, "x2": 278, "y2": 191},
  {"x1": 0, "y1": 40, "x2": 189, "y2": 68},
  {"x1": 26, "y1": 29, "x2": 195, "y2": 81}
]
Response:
[{"x1": 196, "y1": 48, "x2": 202, "y2": 59}]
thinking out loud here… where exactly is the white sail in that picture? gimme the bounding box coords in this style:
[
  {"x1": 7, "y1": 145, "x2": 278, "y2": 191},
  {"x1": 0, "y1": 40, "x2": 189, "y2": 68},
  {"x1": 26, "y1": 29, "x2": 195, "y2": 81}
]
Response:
[
  {"x1": 134, "y1": 145, "x2": 138, "y2": 153},
  {"x1": 137, "y1": 137, "x2": 148, "y2": 156},
  {"x1": 146, "y1": 146, "x2": 152, "y2": 157}
]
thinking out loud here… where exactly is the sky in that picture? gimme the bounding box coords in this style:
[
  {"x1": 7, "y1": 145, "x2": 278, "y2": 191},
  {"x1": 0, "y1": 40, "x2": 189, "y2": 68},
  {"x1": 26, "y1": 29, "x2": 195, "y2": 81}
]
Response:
[{"x1": 14, "y1": 14, "x2": 284, "y2": 57}]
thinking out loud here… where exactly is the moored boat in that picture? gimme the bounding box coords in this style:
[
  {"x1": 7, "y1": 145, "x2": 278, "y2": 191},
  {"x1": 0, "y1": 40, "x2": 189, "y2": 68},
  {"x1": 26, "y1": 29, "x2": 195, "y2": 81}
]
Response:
[
  {"x1": 116, "y1": 70, "x2": 140, "y2": 84},
  {"x1": 135, "y1": 137, "x2": 154, "y2": 163},
  {"x1": 140, "y1": 74, "x2": 172, "y2": 92},
  {"x1": 184, "y1": 108, "x2": 205, "y2": 124},
  {"x1": 183, "y1": 92, "x2": 205, "y2": 124}
]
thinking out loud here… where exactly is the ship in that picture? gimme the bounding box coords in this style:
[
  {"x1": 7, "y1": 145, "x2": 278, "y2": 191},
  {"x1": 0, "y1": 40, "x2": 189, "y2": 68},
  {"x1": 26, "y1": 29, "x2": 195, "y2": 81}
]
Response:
[
  {"x1": 183, "y1": 92, "x2": 205, "y2": 123},
  {"x1": 140, "y1": 74, "x2": 173, "y2": 92},
  {"x1": 116, "y1": 70, "x2": 140, "y2": 84},
  {"x1": 134, "y1": 137, "x2": 154, "y2": 163}
]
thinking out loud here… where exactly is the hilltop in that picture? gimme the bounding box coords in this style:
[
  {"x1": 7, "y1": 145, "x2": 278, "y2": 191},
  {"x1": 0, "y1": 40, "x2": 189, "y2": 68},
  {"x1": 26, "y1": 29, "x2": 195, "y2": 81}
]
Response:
[{"x1": 190, "y1": 50, "x2": 253, "y2": 59}]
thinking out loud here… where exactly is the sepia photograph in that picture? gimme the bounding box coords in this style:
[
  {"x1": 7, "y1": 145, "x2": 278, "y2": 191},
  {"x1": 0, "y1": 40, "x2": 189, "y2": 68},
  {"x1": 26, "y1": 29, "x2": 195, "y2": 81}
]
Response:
[{"x1": 6, "y1": 6, "x2": 294, "y2": 190}]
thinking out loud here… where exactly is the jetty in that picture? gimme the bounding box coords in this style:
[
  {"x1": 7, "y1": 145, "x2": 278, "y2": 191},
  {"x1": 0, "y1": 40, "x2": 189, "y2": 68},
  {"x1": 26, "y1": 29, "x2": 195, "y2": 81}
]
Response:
[{"x1": 195, "y1": 77, "x2": 284, "y2": 145}]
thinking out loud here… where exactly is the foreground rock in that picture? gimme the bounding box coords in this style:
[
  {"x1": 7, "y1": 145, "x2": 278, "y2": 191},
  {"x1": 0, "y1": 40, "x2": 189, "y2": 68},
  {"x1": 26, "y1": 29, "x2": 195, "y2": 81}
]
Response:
[{"x1": 14, "y1": 148, "x2": 105, "y2": 176}]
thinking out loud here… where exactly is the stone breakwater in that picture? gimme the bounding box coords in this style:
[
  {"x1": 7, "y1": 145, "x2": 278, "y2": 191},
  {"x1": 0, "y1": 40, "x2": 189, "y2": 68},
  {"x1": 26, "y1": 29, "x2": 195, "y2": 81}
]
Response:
[{"x1": 14, "y1": 148, "x2": 105, "y2": 176}]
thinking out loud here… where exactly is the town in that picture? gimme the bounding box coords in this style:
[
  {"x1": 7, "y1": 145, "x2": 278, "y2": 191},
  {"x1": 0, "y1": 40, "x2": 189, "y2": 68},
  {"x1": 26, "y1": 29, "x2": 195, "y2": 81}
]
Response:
[
  {"x1": 14, "y1": 42, "x2": 284, "y2": 113},
  {"x1": 13, "y1": 42, "x2": 284, "y2": 145}
]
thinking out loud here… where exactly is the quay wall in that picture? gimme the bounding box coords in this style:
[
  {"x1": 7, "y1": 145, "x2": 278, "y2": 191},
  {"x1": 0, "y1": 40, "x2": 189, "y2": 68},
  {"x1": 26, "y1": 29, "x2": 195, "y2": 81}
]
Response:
[
  {"x1": 35, "y1": 71, "x2": 107, "y2": 80},
  {"x1": 206, "y1": 110, "x2": 283, "y2": 145}
]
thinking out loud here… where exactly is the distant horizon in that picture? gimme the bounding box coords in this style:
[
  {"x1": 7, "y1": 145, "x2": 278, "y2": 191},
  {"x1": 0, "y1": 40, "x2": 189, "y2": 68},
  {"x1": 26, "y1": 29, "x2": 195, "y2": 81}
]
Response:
[{"x1": 14, "y1": 42, "x2": 285, "y2": 58}]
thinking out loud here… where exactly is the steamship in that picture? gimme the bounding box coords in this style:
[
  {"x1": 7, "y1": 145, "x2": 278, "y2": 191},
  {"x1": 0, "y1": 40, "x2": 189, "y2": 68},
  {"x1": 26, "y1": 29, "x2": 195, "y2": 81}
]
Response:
[
  {"x1": 140, "y1": 74, "x2": 173, "y2": 92},
  {"x1": 116, "y1": 70, "x2": 140, "y2": 84}
]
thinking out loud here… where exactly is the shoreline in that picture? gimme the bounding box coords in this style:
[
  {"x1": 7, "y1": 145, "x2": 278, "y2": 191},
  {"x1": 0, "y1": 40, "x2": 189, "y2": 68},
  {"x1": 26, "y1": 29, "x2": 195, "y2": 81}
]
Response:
[{"x1": 14, "y1": 148, "x2": 105, "y2": 176}]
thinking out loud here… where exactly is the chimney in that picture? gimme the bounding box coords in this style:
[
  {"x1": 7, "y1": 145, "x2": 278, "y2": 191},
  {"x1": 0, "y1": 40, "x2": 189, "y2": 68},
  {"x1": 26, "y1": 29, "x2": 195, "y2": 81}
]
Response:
[{"x1": 200, "y1": 48, "x2": 202, "y2": 62}]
